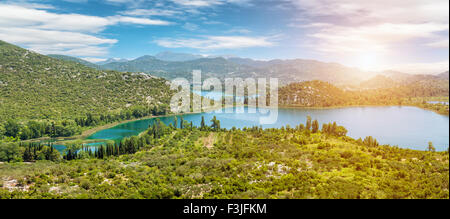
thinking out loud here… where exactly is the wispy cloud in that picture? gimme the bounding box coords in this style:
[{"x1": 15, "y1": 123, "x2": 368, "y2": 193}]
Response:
[
  {"x1": 426, "y1": 39, "x2": 449, "y2": 48},
  {"x1": 182, "y1": 22, "x2": 199, "y2": 31},
  {"x1": 286, "y1": 0, "x2": 449, "y2": 71},
  {"x1": 155, "y1": 35, "x2": 275, "y2": 50},
  {"x1": 120, "y1": 8, "x2": 183, "y2": 17},
  {"x1": 308, "y1": 23, "x2": 448, "y2": 53},
  {"x1": 81, "y1": 57, "x2": 108, "y2": 63},
  {"x1": 0, "y1": 3, "x2": 171, "y2": 56},
  {"x1": 171, "y1": 0, "x2": 252, "y2": 7}
]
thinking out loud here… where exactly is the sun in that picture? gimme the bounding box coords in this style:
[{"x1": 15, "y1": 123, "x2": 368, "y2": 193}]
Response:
[{"x1": 355, "y1": 52, "x2": 379, "y2": 71}]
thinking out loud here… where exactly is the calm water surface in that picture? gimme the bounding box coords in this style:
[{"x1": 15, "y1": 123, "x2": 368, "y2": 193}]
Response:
[{"x1": 87, "y1": 106, "x2": 449, "y2": 151}]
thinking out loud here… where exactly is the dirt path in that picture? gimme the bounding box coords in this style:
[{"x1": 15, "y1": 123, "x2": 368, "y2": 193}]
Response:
[{"x1": 203, "y1": 133, "x2": 215, "y2": 149}]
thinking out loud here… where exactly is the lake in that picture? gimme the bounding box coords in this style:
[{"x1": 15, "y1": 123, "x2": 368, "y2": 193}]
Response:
[
  {"x1": 87, "y1": 106, "x2": 449, "y2": 151},
  {"x1": 428, "y1": 101, "x2": 449, "y2": 105}
]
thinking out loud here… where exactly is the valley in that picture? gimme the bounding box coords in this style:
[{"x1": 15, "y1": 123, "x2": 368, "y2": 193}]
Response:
[{"x1": 0, "y1": 40, "x2": 448, "y2": 199}]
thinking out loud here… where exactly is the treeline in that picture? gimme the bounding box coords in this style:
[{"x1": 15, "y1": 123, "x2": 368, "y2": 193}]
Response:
[
  {"x1": 0, "y1": 115, "x2": 355, "y2": 163},
  {"x1": 63, "y1": 116, "x2": 216, "y2": 161},
  {"x1": 0, "y1": 120, "x2": 81, "y2": 141},
  {"x1": 0, "y1": 104, "x2": 170, "y2": 141},
  {"x1": 0, "y1": 142, "x2": 60, "y2": 162},
  {"x1": 64, "y1": 136, "x2": 151, "y2": 160},
  {"x1": 1, "y1": 116, "x2": 448, "y2": 199},
  {"x1": 279, "y1": 80, "x2": 449, "y2": 110}
]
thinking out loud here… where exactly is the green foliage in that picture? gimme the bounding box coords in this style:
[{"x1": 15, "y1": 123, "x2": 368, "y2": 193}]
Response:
[
  {"x1": 0, "y1": 40, "x2": 173, "y2": 122},
  {"x1": 279, "y1": 81, "x2": 449, "y2": 114},
  {"x1": 0, "y1": 40, "x2": 174, "y2": 140},
  {"x1": 0, "y1": 142, "x2": 23, "y2": 162},
  {"x1": 0, "y1": 120, "x2": 448, "y2": 199}
]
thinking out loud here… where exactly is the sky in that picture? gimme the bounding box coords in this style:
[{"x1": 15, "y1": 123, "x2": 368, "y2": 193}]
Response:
[{"x1": 0, "y1": 0, "x2": 448, "y2": 74}]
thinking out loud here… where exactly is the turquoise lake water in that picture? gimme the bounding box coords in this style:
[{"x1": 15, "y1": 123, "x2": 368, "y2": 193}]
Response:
[{"x1": 85, "y1": 106, "x2": 449, "y2": 151}]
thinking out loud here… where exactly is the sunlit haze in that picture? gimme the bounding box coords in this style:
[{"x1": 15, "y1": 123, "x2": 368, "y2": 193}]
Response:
[{"x1": 0, "y1": 0, "x2": 448, "y2": 74}]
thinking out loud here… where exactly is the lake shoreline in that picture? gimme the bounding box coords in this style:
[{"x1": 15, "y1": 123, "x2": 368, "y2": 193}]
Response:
[
  {"x1": 24, "y1": 105, "x2": 222, "y2": 144},
  {"x1": 24, "y1": 102, "x2": 448, "y2": 145}
]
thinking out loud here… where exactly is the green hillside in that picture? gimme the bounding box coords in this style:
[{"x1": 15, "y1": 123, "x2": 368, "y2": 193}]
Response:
[
  {"x1": 0, "y1": 119, "x2": 448, "y2": 199},
  {"x1": 0, "y1": 40, "x2": 172, "y2": 121},
  {"x1": 47, "y1": 54, "x2": 100, "y2": 69},
  {"x1": 279, "y1": 80, "x2": 449, "y2": 114},
  {"x1": 0, "y1": 40, "x2": 173, "y2": 139}
]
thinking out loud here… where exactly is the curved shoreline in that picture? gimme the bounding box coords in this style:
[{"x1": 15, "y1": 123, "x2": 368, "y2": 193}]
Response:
[{"x1": 24, "y1": 102, "x2": 448, "y2": 144}]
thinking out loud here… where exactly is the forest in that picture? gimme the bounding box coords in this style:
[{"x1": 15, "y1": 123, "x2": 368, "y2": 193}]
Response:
[
  {"x1": 278, "y1": 80, "x2": 449, "y2": 115},
  {"x1": 0, "y1": 40, "x2": 173, "y2": 140},
  {"x1": 0, "y1": 117, "x2": 448, "y2": 199}
]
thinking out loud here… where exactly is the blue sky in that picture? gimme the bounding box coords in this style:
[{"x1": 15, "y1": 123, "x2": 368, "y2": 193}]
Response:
[{"x1": 0, "y1": 0, "x2": 448, "y2": 73}]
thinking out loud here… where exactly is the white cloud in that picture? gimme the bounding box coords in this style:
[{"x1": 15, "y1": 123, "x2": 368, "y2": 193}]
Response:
[
  {"x1": 120, "y1": 8, "x2": 183, "y2": 17},
  {"x1": 81, "y1": 57, "x2": 108, "y2": 63},
  {"x1": 308, "y1": 23, "x2": 449, "y2": 53},
  {"x1": 0, "y1": 3, "x2": 171, "y2": 56},
  {"x1": 171, "y1": 0, "x2": 251, "y2": 7},
  {"x1": 155, "y1": 35, "x2": 274, "y2": 50},
  {"x1": 286, "y1": 0, "x2": 449, "y2": 70},
  {"x1": 0, "y1": 4, "x2": 171, "y2": 33},
  {"x1": 288, "y1": 0, "x2": 449, "y2": 24},
  {"x1": 182, "y1": 22, "x2": 199, "y2": 31},
  {"x1": 225, "y1": 28, "x2": 252, "y2": 34},
  {"x1": 426, "y1": 39, "x2": 449, "y2": 48},
  {"x1": 0, "y1": 27, "x2": 116, "y2": 56},
  {"x1": 109, "y1": 16, "x2": 172, "y2": 25}
]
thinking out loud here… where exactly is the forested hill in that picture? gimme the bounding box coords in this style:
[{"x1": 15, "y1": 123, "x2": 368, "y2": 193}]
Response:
[
  {"x1": 0, "y1": 40, "x2": 173, "y2": 121},
  {"x1": 279, "y1": 80, "x2": 449, "y2": 108},
  {"x1": 47, "y1": 54, "x2": 100, "y2": 69}
]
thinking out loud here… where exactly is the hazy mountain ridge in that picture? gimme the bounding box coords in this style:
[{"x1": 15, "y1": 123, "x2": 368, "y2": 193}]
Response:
[
  {"x1": 101, "y1": 56, "x2": 256, "y2": 81},
  {"x1": 47, "y1": 51, "x2": 449, "y2": 86},
  {"x1": 356, "y1": 70, "x2": 449, "y2": 90},
  {"x1": 96, "y1": 58, "x2": 129, "y2": 65},
  {"x1": 155, "y1": 51, "x2": 204, "y2": 62},
  {"x1": 437, "y1": 71, "x2": 449, "y2": 79},
  {"x1": 98, "y1": 54, "x2": 371, "y2": 84}
]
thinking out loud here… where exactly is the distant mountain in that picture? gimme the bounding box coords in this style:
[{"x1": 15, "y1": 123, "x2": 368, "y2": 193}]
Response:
[
  {"x1": 380, "y1": 70, "x2": 441, "y2": 83},
  {"x1": 355, "y1": 69, "x2": 450, "y2": 90},
  {"x1": 48, "y1": 54, "x2": 100, "y2": 69},
  {"x1": 0, "y1": 40, "x2": 172, "y2": 121},
  {"x1": 227, "y1": 57, "x2": 283, "y2": 68},
  {"x1": 96, "y1": 58, "x2": 129, "y2": 65},
  {"x1": 99, "y1": 55, "x2": 370, "y2": 84},
  {"x1": 101, "y1": 56, "x2": 254, "y2": 81},
  {"x1": 255, "y1": 59, "x2": 368, "y2": 84},
  {"x1": 437, "y1": 71, "x2": 449, "y2": 79},
  {"x1": 155, "y1": 51, "x2": 204, "y2": 62},
  {"x1": 359, "y1": 75, "x2": 398, "y2": 89}
]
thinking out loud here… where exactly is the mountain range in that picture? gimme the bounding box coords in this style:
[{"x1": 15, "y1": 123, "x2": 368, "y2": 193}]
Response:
[
  {"x1": 47, "y1": 52, "x2": 448, "y2": 87},
  {"x1": 10, "y1": 40, "x2": 450, "y2": 89},
  {"x1": 52, "y1": 53, "x2": 371, "y2": 85},
  {"x1": 0, "y1": 40, "x2": 448, "y2": 121}
]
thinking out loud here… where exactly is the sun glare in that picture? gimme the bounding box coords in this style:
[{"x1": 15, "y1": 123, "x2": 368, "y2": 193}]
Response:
[{"x1": 355, "y1": 52, "x2": 379, "y2": 71}]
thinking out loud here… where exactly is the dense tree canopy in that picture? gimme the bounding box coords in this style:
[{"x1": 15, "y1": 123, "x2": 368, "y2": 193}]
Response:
[{"x1": 0, "y1": 118, "x2": 448, "y2": 199}]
